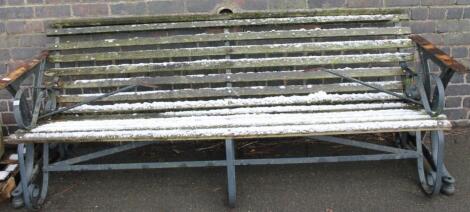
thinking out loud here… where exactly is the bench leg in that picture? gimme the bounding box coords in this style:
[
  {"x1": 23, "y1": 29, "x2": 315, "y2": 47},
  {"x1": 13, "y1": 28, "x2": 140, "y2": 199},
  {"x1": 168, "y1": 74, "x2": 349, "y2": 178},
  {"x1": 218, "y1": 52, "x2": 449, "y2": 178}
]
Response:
[
  {"x1": 399, "y1": 131, "x2": 455, "y2": 195},
  {"x1": 14, "y1": 143, "x2": 50, "y2": 210},
  {"x1": 225, "y1": 138, "x2": 236, "y2": 208},
  {"x1": 416, "y1": 131, "x2": 444, "y2": 196}
]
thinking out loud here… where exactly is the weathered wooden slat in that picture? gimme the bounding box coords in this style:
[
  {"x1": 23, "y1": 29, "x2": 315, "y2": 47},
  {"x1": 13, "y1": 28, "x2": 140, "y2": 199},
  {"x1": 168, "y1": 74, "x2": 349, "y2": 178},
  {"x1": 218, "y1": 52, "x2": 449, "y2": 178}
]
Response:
[
  {"x1": 61, "y1": 67, "x2": 404, "y2": 89},
  {"x1": 56, "y1": 102, "x2": 411, "y2": 119},
  {"x1": 51, "y1": 8, "x2": 407, "y2": 28},
  {"x1": 47, "y1": 15, "x2": 401, "y2": 36},
  {"x1": 47, "y1": 53, "x2": 413, "y2": 76},
  {"x1": 30, "y1": 109, "x2": 434, "y2": 133},
  {"x1": 62, "y1": 92, "x2": 403, "y2": 114},
  {"x1": 49, "y1": 39, "x2": 413, "y2": 63},
  {"x1": 6, "y1": 120, "x2": 450, "y2": 144},
  {"x1": 57, "y1": 81, "x2": 403, "y2": 103},
  {"x1": 48, "y1": 27, "x2": 411, "y2": 50}
]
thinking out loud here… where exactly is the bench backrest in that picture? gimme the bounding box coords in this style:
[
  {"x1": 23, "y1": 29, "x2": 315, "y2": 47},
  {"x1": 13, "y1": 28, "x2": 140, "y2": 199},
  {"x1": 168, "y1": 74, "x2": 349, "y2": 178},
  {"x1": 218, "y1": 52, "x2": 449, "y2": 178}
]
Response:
[{"x1": 45, "y1": 8, "x2": 413, "y2": 117}]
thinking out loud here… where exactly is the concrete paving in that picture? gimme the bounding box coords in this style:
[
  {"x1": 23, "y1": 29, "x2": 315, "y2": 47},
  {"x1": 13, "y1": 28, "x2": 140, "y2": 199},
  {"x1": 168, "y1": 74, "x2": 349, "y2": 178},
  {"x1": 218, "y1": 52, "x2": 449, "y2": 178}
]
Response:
[{"x1": 1, "y1": 129, "x2": 469, "y2": 212}]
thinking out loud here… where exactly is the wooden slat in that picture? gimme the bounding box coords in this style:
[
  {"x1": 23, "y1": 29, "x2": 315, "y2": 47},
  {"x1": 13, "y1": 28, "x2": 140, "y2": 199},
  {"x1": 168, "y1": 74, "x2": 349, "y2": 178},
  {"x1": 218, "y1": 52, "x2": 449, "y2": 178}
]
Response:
[
  {"x1": 47, "y1": 53, "x2": 413, "y2": 76},
  {"x1": 51, "y1": 8, "x2": 407, "y2": 28},
  {"x1": 49, "y1": 39, "x2": 413, "y2": 63},
  {"x1": 410, "y1": 35, "x2": 470, "y2": 73},
  {"x1": 47, "y1": 14, "x2": 401, "y2": 36},
  {"x1": 6, "y1": 120, "x2": 450, "y2": 144},
  {"x1": 48, "y1": 27, "x2": 411, "y2": 50},
  {"x1": 61, "y1": 92, "x2": 403, "y2": 114},
  {"x1": 57, "y1": 81, "x2": 403, "y2": 103},
  {"x1": 30, "y1": 109, "x2": 434, "y2": 132},
  {"x1": 61, "y1": 67, "x2": 404, "y2": 89},
  {"x1": 56, "y1": 102, "x2": 411, "y2": 119}
]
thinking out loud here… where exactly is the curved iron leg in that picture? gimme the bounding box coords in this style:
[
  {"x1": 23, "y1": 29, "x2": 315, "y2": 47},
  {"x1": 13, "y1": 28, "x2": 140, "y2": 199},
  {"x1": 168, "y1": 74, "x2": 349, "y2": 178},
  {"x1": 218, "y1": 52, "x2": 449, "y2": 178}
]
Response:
[
  {"x1": 38, "y1": 143, "x2": 49, "y2": 205},
  {"x1": 17, "y1": 144, "x2": 33, "y2": 209},
  {"x1": 225, "y1": 138, "x2": 236, "y2": 208},
  {"x1": 417, "y1": 132, "x2": 455, "y2": 195},
  {"x1": 416, "y1": 131, "x2": 444, "y2": 195},
  {"x1": 16, "y1": 143, "x2": 50, "y2": 209},
  {"x1": 399, "y1": 131, "x2": 455, "y2": 195}
]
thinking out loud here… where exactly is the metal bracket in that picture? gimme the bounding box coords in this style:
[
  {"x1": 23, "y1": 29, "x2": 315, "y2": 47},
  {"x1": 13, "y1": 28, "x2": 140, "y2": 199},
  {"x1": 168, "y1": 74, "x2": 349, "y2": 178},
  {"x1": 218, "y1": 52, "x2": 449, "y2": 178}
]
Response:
[{"x1": 307, "y1": 68, "x2": 422, "y2": 105}]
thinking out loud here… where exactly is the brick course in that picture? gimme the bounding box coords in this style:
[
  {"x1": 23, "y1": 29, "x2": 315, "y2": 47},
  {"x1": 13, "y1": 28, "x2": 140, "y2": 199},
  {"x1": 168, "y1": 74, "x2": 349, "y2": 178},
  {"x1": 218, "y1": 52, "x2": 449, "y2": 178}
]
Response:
[{"x1": 0, "y1": 0, "x2": 470, "y2": 134}]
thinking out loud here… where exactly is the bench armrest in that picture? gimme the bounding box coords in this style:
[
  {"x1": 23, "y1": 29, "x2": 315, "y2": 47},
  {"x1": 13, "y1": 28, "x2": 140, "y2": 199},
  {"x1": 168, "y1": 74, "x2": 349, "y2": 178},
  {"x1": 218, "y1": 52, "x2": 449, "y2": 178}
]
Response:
[
  {"x1": 410, "y1": 35, "x2": 469, "y2": 74},
  {"x1": 0, "y1": 51, "x2": 49, "y2": 95}
]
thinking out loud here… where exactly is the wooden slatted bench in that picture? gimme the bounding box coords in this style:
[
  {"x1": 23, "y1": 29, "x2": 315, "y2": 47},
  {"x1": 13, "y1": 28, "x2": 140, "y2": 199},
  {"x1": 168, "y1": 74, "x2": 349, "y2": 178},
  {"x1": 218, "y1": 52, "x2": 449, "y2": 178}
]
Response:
[{"x1": 1, "y1": 8, "x2": 468, "y2": 209}]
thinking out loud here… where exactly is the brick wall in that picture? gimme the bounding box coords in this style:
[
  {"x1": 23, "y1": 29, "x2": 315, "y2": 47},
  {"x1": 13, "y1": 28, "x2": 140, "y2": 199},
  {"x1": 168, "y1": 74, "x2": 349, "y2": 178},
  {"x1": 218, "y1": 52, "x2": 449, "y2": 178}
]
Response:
[{"x1": 0, "y1": 0, "x2": 469, "y2": 134}]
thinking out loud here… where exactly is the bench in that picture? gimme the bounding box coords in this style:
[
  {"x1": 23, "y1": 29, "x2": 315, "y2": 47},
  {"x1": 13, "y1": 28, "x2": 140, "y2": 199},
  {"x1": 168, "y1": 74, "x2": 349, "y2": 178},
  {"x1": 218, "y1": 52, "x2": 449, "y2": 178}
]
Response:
[{"x1": 1, "y1": 8, "x2": 469, "y2": 209}]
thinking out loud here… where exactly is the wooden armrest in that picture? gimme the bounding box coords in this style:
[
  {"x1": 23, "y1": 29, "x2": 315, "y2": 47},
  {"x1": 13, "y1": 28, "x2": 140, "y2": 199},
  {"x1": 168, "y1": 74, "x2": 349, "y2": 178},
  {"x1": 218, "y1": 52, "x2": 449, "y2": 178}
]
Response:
[
  {"x1": 409, "y1": 35, "x2": 469, "y2": 74},
  {"x1": 0, "y1": 51, "x2": 49, "y2": 90}
]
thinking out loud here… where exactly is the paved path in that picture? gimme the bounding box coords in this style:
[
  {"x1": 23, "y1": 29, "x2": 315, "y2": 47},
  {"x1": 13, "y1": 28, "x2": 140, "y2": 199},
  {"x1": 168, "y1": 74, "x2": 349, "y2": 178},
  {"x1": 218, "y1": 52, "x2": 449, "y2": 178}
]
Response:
[{"x1": 1, "y1": 129, "x2": 469, "y2": 211}]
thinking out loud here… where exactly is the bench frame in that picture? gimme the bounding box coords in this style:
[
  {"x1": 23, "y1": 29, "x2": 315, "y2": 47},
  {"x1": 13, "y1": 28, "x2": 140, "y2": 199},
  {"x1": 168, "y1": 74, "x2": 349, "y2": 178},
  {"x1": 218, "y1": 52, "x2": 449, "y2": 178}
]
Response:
[{"x1": 0, "y1": 14, "x2": 468, "y2": 209}]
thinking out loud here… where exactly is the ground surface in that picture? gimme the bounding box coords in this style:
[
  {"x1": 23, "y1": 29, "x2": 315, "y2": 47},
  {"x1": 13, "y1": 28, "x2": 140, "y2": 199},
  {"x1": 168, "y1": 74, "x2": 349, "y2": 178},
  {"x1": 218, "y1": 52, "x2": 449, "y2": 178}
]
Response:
[{"x1": 0, "y1": 129, "x2": 469, "y2": 212}]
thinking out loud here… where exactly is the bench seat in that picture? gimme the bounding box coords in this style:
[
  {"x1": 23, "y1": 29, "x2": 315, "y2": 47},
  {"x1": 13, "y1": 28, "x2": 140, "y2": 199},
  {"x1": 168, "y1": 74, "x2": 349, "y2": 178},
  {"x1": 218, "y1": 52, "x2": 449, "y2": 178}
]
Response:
[{"x1": 7, "y1": 99, "x2": 451, "y2": 143}]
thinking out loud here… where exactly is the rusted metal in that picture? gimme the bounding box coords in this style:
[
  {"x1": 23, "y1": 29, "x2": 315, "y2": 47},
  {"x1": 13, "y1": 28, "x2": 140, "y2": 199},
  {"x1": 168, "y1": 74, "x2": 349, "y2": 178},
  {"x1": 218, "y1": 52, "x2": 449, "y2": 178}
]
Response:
[
  {"x1": 0, "y1": 51, "x2": 49, "y2": 90},
  {"x1": 410, "y1": 35, "x2": 469, "y2": 73}
]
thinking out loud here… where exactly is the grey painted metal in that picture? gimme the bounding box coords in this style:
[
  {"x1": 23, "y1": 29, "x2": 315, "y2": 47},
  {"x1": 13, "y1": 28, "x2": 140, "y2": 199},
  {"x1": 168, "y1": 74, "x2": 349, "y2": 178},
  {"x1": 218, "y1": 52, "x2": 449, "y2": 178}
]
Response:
[
  {"x1": 38, "y1": 143, "x2": 50, "y2": 206},
  {"x1": 235, "y1": 153, "x2": 418, "y2": 165},
  {"x1": 225, "y1": 138, "x2": 236, "y2": 208},
  {"x1": 39, "y1": 84, "x2": 138, "y2": 119},
  {"x1": 430, "y1": 75, "x2": 445, "y2": 115},
  {"x1": 418, "y1": 48, "x2": 433, "y2": 98},
  {"x1": 311, "y1": 136, "x2": 416, "y2": 154},
  {"x1": 17, "y1": 144, "x2": 32, "y2": 209},
  {"x1": 13, "y1": 88, "x2": 32, "y2": 129},
  {"x1": 46, "y1": 160, "x2": 228, "y2": 171},
  {"x1": 317, "y1": 68, "x2": 422, "y2": 105},
  {"x1": 416, "y1": 131, "x2": 444, "y2": 195},
  {"x1": 44, "y1": 151, "x2": 419, "y2": 172},
  {"x1": 53, "y1": 142, "x2": 152, "y2": 166}
]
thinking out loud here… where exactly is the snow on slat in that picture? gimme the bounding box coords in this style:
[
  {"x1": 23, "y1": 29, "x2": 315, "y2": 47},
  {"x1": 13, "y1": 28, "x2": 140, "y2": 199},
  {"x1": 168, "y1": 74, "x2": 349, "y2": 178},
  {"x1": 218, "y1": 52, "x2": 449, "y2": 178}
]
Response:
[
  {"x1": 66, "y1": 91, "x2": 401, "y2": 113},
  {"x1": 58, "y1": 81, "x2": 403, "y2": 103},
  {"x1": 49, "y1": 39, "x2": 412, "y2": 63},
  {"x1": 158, "y1": 102, "x2": 409, "y2": 117},
  {"x1": 48, "y1": 15, "x2": 399, "y2": 35},
  {"x1": 12, "y1": 120, "x2": 451, "y2": 143},
  {"x1": 47, "y1": 53, "x2": 412, "y2": 76},
  {"x1": 63, "y1": 67, "x2": 404, "y2": 89},
  {"x1": 32, "y1": 109, "x2": 433, "y2": 133}
]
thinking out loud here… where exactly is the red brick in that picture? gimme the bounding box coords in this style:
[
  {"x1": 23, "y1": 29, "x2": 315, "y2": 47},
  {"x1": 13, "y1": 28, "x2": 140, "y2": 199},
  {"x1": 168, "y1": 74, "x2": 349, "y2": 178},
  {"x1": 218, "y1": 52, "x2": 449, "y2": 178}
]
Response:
[
  {"x1": 1, "y1": 112, "x2": 15, "y2": 125},
  {"x1": 347, "y1": 0, "x2": 383, "y2": 7},
  {"x1": 18, "y1": 34, "x2": 50, "y2": 47},
  {"x1": 10, "y1": 47, "x2": 42, "y2": 60},
  {"x1": 6, "y1": 20, "x2": 44, "y2": 34},
  {"x1": 27, "y1": 0, "x2": 43, "y2": 4},
  {"x1": 147, "y1": 0, "x2": 184, "y2": 14},
  {"x1": 7, "y1": 0, "x2": 24, "y2": 5},
  {"x1": 72, "y1": 4, "x2": 109, "y2": 17},
  {"x1": 111, "y1": 2, "x2": 146, "y2": 15},
  {"x1": 0, "y1": 49, "x2": 9, "y2": 61},
  {"x1": 241, "y1": 0, "x2": 268, "y2": 10},
  {"x1": 308, "y1": 0, "x2": 345, "y2": 8},
  {"x1": 0, "y1": 63, "x2": 6, "y2": 74},
  {"x1": 35, "y1": 5, "x2": 71, "y2": 18},
  {"x1": 3, "y1": 7, "x2": 34, "y2": 19},
  {"x1": 0, "y1": 101, "x2": 8, "y2": 112},
  {"x1": 186, "y1": 0, "x2": 224, "y2": 13}
]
